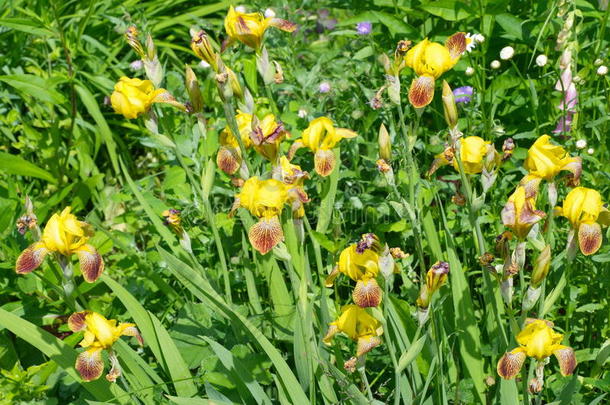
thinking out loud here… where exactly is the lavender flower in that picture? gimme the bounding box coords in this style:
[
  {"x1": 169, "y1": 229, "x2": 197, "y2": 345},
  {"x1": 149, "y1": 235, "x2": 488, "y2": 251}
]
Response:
[
  {"x1": 319, "y1": 81, "x2": 331, "y2": 93},
  {"x1": 356, "y1": 21, "x2": 372, "y2": 35},
  {"x1": 129, "y1": 60, "x2": 143, "y2": 71},
  {"x1": 316, "y1": 9, "x2": 337, "y2": 32},
  {"x1": 453, "y1": 86, "x2": 473, "y2": 103}
]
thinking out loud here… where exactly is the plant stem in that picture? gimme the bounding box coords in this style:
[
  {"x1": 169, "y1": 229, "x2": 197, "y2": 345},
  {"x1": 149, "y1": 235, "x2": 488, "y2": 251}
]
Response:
[
  {"x1": 359, "y1": 365, "x2": 374, "y2": 401},
  {"x1": 56, "y1": 254, "x2": 79, "y2": 312},
  {"x1": 395, "y1": 104, "x2": 426, "y2": 274},
  {"x1": 453, "y1": 144, "x2": 509, "y2": 347}
]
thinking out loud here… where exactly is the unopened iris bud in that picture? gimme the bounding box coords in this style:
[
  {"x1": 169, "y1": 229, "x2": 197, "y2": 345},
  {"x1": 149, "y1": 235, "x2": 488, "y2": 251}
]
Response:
[
  {"x1": 191, "y1": 30, "x2": 218, "y2": 72},
  {"x1": 442, "y1": 81, "x2": 458, "y2": 129},
  {"x1": 273, "y1": 61, "x2": 284, "y2": 84},
  {"x1": 125, "y1": 26, "x2": 145, "y2": 58},
  {"x1": 531, "y1": 245, "x2": 551, "y2": 288},
  {"x1": 185, "y1": 65, "x2": 203, "y2": 113},
  {"x1": 378, "y1": 123, "x2": 391, "y2": 161}
]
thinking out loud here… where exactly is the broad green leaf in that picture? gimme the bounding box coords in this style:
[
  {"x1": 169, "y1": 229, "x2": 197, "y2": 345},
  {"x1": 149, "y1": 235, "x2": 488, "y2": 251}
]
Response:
[
  {"x1": 203, "y1": 337, "x2": 272, "y2": 405},
  {"x1": 496, "y1": 14, "x2": 524, "y2": 40},
  {"x1": 0, "y1": 18, "x2": 56, "y2": 37},
  {"x1": 75, "y1": 84, "x2": 120, "y2": 175},
  {"x1": 243, "y1": 58, "x2": 259, "y2": 94},
  {"x1": 397, "y1": 334, "x2": 427, "y2": 372},
  {"x1": 0, "y1": 151, "x2": 56, "y2": 183},
  {"x1": 154, "y1": 2, "x2": 230, "y2": 30},
  {"x1": 419, "y1": 0, "x2": 475, "y2": 21},
  {"x1": 0, "y1": 74, "x2": 65, "y2": 104}
]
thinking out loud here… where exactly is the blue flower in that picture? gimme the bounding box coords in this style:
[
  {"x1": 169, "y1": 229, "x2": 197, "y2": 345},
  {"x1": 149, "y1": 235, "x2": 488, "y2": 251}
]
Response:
[
  {"x1": 453, "y1": 86, "x2": 473, "y2": 103},
  {"x1": 356, "y1": 21, "x2": 372, "y2": 35}
]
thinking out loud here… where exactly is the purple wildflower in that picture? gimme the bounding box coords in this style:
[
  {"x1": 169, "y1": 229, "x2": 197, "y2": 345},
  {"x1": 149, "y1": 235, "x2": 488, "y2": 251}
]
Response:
[
  {"x1": 453, "y1": 86, "x2": 473, "y2": 103},
  {"x1": 356, "y1": 21, "x2": 372, "y2": 35},
  {"x1": 319, "y1": 82, "x2": 331, "y2": 93}
]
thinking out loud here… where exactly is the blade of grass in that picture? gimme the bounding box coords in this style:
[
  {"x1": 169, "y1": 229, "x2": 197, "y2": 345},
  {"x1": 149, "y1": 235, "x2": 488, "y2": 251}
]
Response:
[{"x1": 203, "y1": 337, "x2": 273, "y2": 405}]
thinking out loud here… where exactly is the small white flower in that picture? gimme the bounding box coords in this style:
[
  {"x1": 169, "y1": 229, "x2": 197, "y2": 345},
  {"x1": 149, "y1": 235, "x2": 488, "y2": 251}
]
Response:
[
  {"x1": 575, "y1": 139, "x2": 587, "y2": 149},
  {"x1": 573, "y1": 75, "x2": 582, "y2": 84},
  {"x1": 587, "y1": 148, "x2": 594, "y2": 155},
  {"x1": 264, "y1": 8, "x2": 276, "y2": 18},
  {"x1": 199, "y1": 60, "x2": 211, "y2": 69},
  {"x1": 594, "y1": 58, "x2": 604, "y2": 66},
  {"x1": 535, "y1": 54, "x2": 548, "y2": 67},
  {"x1": 490, "y1": 60, "x2": 501, "y2": 69},
  {"x1": 500, "y1": 46, "x2": 514, "y2": 60},
  {"x1": 465, "y1": 66, "x2": 475, "y2": 76},
  {"x1": 297, "y1": 109, "x2": 307, "y2": 118},
  {"x1": 597, "y1": 65, "x2": 608, "y2": 76},
  {"x1": 465, "y1": 33, "x2": 477, "y2": 52},
  {"x1": 235, "y1": 5, "x2": 246, "y2": 13},
  {"x1": 319, "y1": 81, "x2": 331, "y2": 93},
  {"x1": 473, "y1": 33, "x2": 485, "y2": 43},
  {"x1": 129, "y1": 60, "x2": 143, "y2": 71}
]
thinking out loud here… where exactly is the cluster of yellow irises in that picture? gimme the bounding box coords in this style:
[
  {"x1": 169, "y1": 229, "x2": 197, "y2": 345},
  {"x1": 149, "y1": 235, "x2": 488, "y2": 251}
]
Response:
[
  {"x1": 413, "y1": 33, "x2": 592, "y2": 389},
  {"x1": 14, "y1": 6, "x2": 606, "y2": 393},
  {"x1": 323, "y1": 234, "x2": 402, "y2": 368},
  {"x1": 15, "y1": 207, "x2": 142, "y2": 382}
]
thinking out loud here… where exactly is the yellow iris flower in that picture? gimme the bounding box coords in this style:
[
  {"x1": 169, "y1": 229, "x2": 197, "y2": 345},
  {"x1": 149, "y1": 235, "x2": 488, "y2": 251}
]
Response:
[
  {"x1": 110, "y1": 77, "x2": 184, "y2": 119},
  {"x1": 429, "y1": 136, "x2": 499, "y2": 175},
  {"x1": 524, "y1": 135, "x2": 581, "y2": 183},
  {"x1": 497, "y1": 319, "x2": 576, "y2": 380},
  {"x1": 325, "y1": 234, "x2": 384, "y2": 308},
  {"x1": 68, "y1": 311, "x2": 142, "y2": 382},
  {"x1": 277, "y1": 156, "x2": 310, "y2": 219},
  {"x1": 289, "y1": 117, "x2": 357, "y2": 177},
  {"x1": 405, "y1": 33, "x2": 470, "y2": 108},
  {"x1": 416, "y1": 261, "x2": 450, "y2": 309},
  {"x1": 556, "y1": 187, "x2": 610, "y2": 256},
  {"x1": 501, "y1": 186, "x2": 546, "y2": 240},
  {"x1": 224, "y1": 6, "x2": 296, "y2": 51},
  {"x1": 323, "y1": 305, "x2": 383, "y2": 358},
  {"x1": 217, "y1": 111, "x2": 288, "y2": 174},
  {"x1": 16, "y1": 207, "x2": 104, "y2": 283},
  {"x1": 233, "y1": 176, "x2": 289, "y2": 254}
]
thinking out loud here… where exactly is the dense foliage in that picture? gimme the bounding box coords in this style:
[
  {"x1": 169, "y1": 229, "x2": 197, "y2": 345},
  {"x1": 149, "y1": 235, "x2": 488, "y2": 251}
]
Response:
[{"x1": 1, "y1": 0, "x2": 610, "y2": 404}]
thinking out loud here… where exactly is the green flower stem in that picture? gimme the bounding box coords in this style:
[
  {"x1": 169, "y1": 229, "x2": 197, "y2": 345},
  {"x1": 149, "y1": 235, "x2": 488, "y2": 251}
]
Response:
[
  {"x1": 359, "y1": 364, "x2": 374, "y2": 401},
  {"x1": 382, "y1": 282, "x2": 410, "y2": 405},
  {"x1": 453, "y1": 144, "x2": 509, "y2": 347},
  {"x1": 531, "y1": 184, "x2": 558, "y2": 319},
  {"x1": 395, "y1": 104, "x2": 426, "y2": 275},
  {"x1": 160, "y1": 111, "x2": 233, "y2": 304},
  {"x1": 56, "y1": 254, "x2": 79, "y2": 312},
  {"x1": 264, "y1": 83, "x2": 280, "y2": 117}
]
